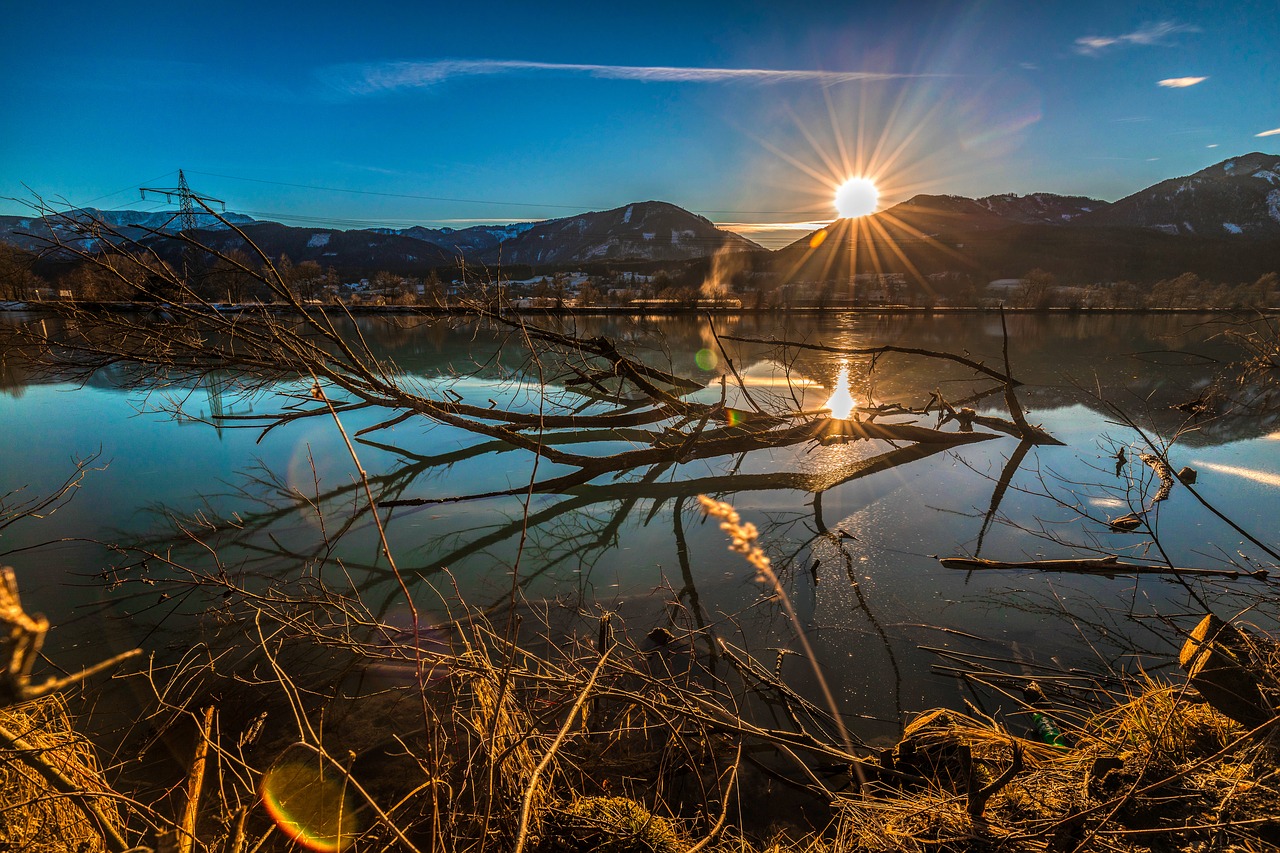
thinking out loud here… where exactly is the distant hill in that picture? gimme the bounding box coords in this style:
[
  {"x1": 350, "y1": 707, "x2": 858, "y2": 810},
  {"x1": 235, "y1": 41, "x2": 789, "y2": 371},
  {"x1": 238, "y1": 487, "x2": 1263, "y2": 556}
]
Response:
[
  {"x1": 776, "y1": 154, "x2": 1280, "y2": 285},
  {"x1": 2, "y1": 200, "x2": 759, "y2": 275},
  {"x1": 0, "y1": 208, "x2": 256, "y2": 254},
  {"x1": 975, "y1": 192, "x2": 1107, "y2": 224},
  {"x1": 368, "y1": 200, "x2": 760, "y2": 265},
  {"x1": 4, "y1": 154, "x2": 1278, "y2": 284},
  {"x1": 1076, "y1": 152, "x2": 1280, "y2": 236},
  {"x1": 467, "y1": 201, "x2": 760, "y2": 265}
]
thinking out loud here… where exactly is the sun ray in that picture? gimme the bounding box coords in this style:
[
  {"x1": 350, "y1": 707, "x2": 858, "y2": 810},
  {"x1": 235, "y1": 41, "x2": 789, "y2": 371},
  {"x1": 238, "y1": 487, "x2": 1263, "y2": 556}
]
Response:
[
  {"x1": 787, "y1": 103, "x2": 851, "y2": 190},
  {"x1": 752, "y1": 132, "x2": 843, "y2": 190},
  {"x1": 823, "y1": 83, "x2": 857, "y2": 180},
  {"x1": 865, "y1": 214, "x2": 934, "y2": 295}
]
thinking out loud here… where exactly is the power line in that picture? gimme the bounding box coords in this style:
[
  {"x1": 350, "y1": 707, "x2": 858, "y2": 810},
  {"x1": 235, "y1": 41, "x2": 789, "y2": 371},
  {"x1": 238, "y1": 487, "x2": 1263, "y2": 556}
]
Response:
[
  {"x1": 187, "y1": 169, "x2": 838, "y2": 219},
  {"x1": 80, "y1": 170, "x2": 179, "y2": 207},
  {"x1": 188, "y1": 170, "x2": 589, "y2": 211}
]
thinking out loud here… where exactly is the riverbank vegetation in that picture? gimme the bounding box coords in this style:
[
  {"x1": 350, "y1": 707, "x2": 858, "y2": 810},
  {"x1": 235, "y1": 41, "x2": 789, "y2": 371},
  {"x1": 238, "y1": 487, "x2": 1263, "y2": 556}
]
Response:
[{"x1": 5, "y1": 516, "x2": 1280, "y2": 852}]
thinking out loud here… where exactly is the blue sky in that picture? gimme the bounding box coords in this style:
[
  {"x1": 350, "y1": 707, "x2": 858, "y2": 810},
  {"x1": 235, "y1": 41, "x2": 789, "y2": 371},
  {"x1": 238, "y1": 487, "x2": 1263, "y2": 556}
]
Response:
[{"x1": 3, "y1": 0, "x2": 1277, "y2": 246}]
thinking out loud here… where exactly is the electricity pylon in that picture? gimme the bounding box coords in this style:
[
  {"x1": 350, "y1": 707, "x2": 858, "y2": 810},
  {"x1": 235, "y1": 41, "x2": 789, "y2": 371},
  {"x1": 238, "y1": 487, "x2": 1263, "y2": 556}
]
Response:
[{"x1": 139, "y1": 169, "x2": 226, "y2": 286}]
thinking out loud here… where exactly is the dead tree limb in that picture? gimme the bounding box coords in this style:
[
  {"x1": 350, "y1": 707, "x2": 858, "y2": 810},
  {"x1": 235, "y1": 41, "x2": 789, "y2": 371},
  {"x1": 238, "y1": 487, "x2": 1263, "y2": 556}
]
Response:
[{"x1": 937, "y1": 555, "x2": 1269, "y2": 580}]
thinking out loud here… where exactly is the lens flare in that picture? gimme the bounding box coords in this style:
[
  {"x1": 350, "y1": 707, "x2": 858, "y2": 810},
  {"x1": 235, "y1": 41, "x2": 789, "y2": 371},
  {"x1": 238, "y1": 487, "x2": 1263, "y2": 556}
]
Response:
[
  {"x1": 823, "y1": 363, "x2": 856, "y2": 420},
  {"x1": 261, "y1": 759, "x2": 359, "y2": 852},
  {"x1": 834, "y1": 177, "x2": 879, "y2": 218}
]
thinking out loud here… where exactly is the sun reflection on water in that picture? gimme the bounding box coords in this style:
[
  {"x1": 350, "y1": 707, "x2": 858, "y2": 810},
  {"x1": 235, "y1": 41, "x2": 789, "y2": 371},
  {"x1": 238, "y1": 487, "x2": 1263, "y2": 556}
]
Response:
[{"x1": 824, "y1": 362, "x2": 856, "y2": 420}]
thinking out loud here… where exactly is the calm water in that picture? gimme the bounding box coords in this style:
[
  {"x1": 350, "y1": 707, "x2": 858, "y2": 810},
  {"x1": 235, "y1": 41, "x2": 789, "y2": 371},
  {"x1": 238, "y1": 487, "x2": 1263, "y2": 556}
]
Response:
[{"x1": 2, "y1": 311, "x2": 1278, "y2": 742}]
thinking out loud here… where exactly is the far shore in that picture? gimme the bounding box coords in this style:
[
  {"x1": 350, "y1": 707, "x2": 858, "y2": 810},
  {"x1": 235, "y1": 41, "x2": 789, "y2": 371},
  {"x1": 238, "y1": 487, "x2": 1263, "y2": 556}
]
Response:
[{"x1": 2, "y1": 300, "x2": 1277, "y2": 317}]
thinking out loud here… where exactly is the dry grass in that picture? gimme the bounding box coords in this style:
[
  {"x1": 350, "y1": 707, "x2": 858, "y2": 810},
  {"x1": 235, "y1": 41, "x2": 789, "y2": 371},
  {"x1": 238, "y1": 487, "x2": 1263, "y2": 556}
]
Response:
[
  {"x1": 821, "y1": 679, "x2": 1280, "y2": 853},
  {"x1": 0, "y1": 694, "x2": 129, "y2": 853}
]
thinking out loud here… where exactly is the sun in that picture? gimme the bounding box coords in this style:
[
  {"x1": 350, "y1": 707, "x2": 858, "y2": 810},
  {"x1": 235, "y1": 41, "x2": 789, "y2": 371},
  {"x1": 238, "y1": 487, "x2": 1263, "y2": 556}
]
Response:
[{"x1": 834, "y1": 177, "x2": 879, "y2": 218}]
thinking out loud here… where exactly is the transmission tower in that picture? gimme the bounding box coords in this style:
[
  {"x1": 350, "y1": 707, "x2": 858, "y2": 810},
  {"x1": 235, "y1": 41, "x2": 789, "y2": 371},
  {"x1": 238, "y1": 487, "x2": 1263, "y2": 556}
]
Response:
[
  {"x1": 139, "y1": 169, "x2": 226, "y2": 232},
  {"x1": 139, "y1": 169, "x2": 227, "y2": 286}
]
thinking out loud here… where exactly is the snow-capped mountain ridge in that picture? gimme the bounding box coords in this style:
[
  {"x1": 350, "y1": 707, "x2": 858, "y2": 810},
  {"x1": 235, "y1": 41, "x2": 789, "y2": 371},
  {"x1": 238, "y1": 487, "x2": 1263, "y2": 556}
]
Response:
[{"x1": 1079, "y1": 152, "x2": 1280, "y2": 236}]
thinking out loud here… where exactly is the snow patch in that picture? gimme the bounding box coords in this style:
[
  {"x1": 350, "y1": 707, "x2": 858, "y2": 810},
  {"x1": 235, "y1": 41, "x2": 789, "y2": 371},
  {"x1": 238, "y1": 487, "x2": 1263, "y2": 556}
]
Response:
[
  {"x1": 1183, "y1": 221, "x2": 1195, "y2": 234},
  {"x1": 307, "y1": 232, "x2": 331, "y2": 248},
  {"x1": 1223, "y1": 222, "x2": 1243, "y2": 234},
  {"x1": 623, "y1": 205, "x2": 633, "y2": 224},
  {"x1": 1152, "y1": 224, "x2": 1179, "y2": 235},
  {"x1": 1253, "y1": 170, "x2": 1279, "y2": 184},
  {"x1": 642, "y1": 232, "x2": 655, "y2": 241},
  {"x1": 491, "y1": 222, "x2": 536, "y2": 242},
  {"x1": 1224, "y1": 160, "x2": 1236, "y2": 173},
  {"x1": 1267, "y1": 189, "x2": 1280, "y2": 224}
]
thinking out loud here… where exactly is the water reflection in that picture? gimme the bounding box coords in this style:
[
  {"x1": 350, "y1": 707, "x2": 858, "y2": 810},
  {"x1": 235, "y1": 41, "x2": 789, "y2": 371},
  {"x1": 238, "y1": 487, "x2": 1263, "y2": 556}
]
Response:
[{"x1": 2, "y1": 310, "x2": 1278, "y2": 746}]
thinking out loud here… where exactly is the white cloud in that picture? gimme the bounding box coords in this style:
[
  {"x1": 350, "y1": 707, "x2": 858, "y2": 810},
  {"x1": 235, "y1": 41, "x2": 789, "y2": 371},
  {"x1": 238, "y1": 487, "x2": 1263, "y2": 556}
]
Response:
[
  {"x1": 323, "y1": 59, "x2": 931, "y2": 96},
  {"x1": 1258, "y1": 128, "x2": 1280, "y2": 137},
  {"x1": 1075, "y1": 21, "x2": 1200, "y2": 55},
  {"x1": 1158, "y1": 76, "x2": 1207, "y2": 88},
  {"x1": 1207, "y1": 143, "x2": 1219, "y2": 148}
]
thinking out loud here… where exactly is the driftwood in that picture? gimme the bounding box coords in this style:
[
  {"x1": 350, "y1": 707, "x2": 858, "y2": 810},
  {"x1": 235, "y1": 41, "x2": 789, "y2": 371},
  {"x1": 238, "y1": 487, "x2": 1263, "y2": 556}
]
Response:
[
  {"x1": 937, "y1": 555, "x2": 1269, "y2": 580},
  {"x1": 1179, "y1": 614, "x2": 1274, "y2": 729}
]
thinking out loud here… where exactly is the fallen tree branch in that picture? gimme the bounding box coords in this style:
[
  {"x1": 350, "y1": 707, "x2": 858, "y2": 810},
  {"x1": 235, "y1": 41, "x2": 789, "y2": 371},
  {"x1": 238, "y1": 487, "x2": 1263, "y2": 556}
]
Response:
[{"x1": 937, "y1": 554, "x2": 1269, "y2": 580}]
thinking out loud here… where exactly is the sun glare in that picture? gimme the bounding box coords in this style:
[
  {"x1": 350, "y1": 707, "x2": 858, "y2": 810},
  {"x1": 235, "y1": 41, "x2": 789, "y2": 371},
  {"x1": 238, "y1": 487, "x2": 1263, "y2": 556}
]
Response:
[
  {"x1": 823, "y1": 362, "x2": 856, "y2": 419},
  {"x1": 834, "y1": 177, "x2": 879, "y2": 218}
]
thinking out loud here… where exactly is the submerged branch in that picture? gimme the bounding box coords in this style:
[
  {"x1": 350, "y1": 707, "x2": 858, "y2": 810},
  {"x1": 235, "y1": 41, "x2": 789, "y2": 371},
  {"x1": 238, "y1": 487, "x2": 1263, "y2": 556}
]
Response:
[{"x1": 938, "y1": 554, "x2": 1269, "y2": 580}]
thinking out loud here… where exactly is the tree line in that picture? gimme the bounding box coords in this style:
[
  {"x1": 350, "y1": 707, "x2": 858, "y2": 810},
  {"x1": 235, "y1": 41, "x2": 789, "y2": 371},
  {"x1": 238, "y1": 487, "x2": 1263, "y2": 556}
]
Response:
[{"x1": 1, "y1": 242, "x2": 1276, "y2": 310}]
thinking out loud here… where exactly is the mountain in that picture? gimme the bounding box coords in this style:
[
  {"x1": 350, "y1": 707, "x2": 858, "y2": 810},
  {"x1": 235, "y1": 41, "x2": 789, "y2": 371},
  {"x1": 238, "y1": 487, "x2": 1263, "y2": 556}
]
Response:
[
  {"x1": 4, "y1": 154, "x2": 1277, "y2": 283},
  {"x1": 777, "y1": 155, "x2": 1280, "y2": 285},
  {"x1": 465, "y1": 201, "x2": 760, "y2": 265},
  {"x1": 1076, "y1": 152, "x2": 1280, "y2": 236},
  {"x1": 69, "y1": 208, "x2": 257, "y2": 232},
  {"x1": 0, "y1": 208, "x2": 256, "y2": 254},
  {"x1": 2, "y1": 201, "x2": 757, "y2": 274},
  {"x1": 229, "y1": 201, "x2": 758, "y2": 270},
  {"x1": 368, "y1": 221, "x2": 538, "y2": 256},
  {"x1": 359, "y1": 201, "x2": 763, "y2": 266},
  {"x1": 975, "y1": 192, "x2": 1107, "y2": 224}
]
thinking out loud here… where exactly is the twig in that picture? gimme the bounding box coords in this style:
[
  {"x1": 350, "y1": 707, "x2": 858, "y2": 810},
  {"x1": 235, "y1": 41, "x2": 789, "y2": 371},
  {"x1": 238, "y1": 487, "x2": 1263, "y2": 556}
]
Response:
[
  {"x1": 512, "y1": 647, "x2": 613, "y2": 853},
  {"x1": 177, "y1": 705, "x2": 215, "y2": 853}
]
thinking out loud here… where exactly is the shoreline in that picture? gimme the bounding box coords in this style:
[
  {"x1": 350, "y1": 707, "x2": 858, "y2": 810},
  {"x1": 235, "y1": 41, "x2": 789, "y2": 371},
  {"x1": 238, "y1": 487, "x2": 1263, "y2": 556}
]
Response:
[{"x1": 2, "y1": 300, "x2": 1277, "y2": 317}]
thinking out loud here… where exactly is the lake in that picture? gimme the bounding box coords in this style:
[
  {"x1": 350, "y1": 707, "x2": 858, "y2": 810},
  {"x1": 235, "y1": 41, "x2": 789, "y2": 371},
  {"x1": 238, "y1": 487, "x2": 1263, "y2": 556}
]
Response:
[{"x1": 2, "y1": 310, "x2": 1279, "y2": 745}]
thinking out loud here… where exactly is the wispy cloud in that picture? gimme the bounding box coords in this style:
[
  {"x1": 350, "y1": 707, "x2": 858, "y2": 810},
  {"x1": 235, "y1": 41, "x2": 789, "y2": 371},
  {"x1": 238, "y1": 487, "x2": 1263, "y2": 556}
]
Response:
[
  {"x1": 1258, "y1": 127, "x2": 1280, "y2": 137},
  {"x1": 1074, "y1": 21, "x2": 1200, "y2": 55},
  {"x1": 1158, "y1": 76, "x2": 1207, "y2": 88},
  {"x1": 322, "y1": 59, "x2": 930, "y2": 96},
  {"x1": 716, "y1": 220, "x2": 831, "y2": 234}
]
